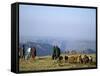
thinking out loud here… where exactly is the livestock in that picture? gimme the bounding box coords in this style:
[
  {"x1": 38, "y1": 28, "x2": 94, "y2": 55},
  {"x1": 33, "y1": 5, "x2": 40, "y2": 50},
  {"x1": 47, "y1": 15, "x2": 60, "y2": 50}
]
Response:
[
  {"x1": 57, "y1": 56, "x2": 63, "y2": 66},
  {"x1": 68, "y1": 56, "x2": 75, "y2": 63},
  {"x1": 59, "y1": 56, "x2": 63, "y2": 62},
  {"x1": 89, "y1": 56, "x2": 93, "y2": 63},
  {"x1": 64, "y1": 56, "x2": 68, "y2": 63},
  {"x1": 82, "y1": 55, "x2": 89, "y2": 64},
  {"x1": 25, "y1": 47, "x2": 31, "y2": 60},
  {"x1": 78, "y1": 55, "x2": 93, "y2": 64},
  {"x1": 78, "y1": 55, "x2": 83, "y2": 63},
  {"x1": 68, "y1": 56, "x2": 78, "y2": 63},
  {"x1": 31, "y1": 47, "x2": 36, "y2": 60}
]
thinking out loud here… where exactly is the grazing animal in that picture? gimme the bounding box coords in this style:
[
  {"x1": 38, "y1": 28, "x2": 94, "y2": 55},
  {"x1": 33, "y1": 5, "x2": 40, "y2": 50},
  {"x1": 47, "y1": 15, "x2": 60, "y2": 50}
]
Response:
[
  {"x1": 59, "y1": 56, "x2": 63, "y2": 61},
  {"x1": 74, "y1": 56, "x2": 78, "y2": 63},
  {"x1": 31, "y1": 47, "x2": 36, "y2": 60},
  {"x1": 58, "y1": 56, "x2": 63, "y2": 66},
  {"x1": 68, "y1": 56, "x2": 78, "y2": 63},
  {"x1": 68, "y1": 56, "x2": 75, "y2": 63},
  {"x1": 83, "y1": 55, "x2": 89, "y2": 64},
  {"x1": 64, "y1": 56, "x2": 68, "y2": 63},
  {"x1": 78, "y1": 55, "x2": 83, "y2": 63},
  {"x1": 89, "y1": 56, "x2": 93, "y2": 63}
]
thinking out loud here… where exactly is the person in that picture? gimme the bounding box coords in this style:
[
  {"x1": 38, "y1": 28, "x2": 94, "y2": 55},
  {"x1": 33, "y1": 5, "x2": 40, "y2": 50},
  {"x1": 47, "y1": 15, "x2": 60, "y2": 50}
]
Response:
[
  {"x1": 23, "y1": 44, "x2": 26, "y2": 59},
  {"x1": 56, "y1": 46, "x2": 61, "y2": 59},
  {"x1": 52, "y1": 46, "x2": 56, "y2": 60},
  {"x1": 52, "y1": 45, "x2": 61, "y2": 60}
]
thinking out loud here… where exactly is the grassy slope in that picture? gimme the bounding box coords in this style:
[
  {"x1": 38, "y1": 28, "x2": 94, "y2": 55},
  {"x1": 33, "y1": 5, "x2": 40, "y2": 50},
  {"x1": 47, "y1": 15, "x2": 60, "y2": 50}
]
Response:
[{"x1": 19, "y1": 54, "x2": 96, "y2": 71}]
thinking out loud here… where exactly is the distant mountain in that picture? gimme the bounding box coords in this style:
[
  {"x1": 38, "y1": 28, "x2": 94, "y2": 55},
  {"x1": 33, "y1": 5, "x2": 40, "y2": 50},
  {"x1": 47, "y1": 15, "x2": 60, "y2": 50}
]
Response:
[
  {"x1": 19, "y1": 42, "x2": 53, "y2": 56},
  {"x1": 19, "y1": 39, "x2": 96, "y2": 56},
  {"x1": 82, "y1": 49, "x2": 96, "y2": 54}
]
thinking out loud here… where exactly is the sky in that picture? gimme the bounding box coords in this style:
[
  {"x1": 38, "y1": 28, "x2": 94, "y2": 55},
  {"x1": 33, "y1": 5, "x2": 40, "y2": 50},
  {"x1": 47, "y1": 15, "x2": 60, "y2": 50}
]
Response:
[{"x1": 19, "y1": 4, "x2": 96, "y2": 41}]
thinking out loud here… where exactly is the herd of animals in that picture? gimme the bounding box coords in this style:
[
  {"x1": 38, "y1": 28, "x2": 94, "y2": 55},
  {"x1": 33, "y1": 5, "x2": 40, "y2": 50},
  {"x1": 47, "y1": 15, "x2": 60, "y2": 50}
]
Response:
[
  {"x1": 54, "y1": 55, "x2": 93, "y2": 64},
  {"x1": 52, "y1": 46, "x2": 93, "y2": 64},
  {"x1": 19, "y1": 45, "x2": 94, "y2": 65}
]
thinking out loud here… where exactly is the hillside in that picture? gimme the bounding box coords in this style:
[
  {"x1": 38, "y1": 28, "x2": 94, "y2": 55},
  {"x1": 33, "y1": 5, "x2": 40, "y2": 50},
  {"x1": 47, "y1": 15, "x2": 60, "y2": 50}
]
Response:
[
  {"x1": 19, "y1": 42, "x2": 96, "y2": 56},
  {"x1": 19, "y1": 42, "x2": 53, "y2": 56}
]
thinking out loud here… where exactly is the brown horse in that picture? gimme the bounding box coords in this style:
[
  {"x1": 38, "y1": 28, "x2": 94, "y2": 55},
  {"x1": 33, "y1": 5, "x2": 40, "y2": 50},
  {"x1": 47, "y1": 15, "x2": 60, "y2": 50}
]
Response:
[{"x1": 31, "y1": 47, "x2": 36, "y2": 60}]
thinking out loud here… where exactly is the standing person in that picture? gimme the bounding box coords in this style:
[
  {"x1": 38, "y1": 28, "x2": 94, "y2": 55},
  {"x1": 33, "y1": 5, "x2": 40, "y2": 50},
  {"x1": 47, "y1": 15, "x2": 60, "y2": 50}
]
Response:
[
  {"x1": 56, "y1": 46, "x2": 61, "y2": 59},
  {"x1": 52, "y1": 45, "x2": 61, "y2": 60},
  {"x1": 52, "y1": 46, "x2": 56, "y2": 60},
  {"x1": 23, "y1": 44, "x2": 26, "y2": 59}
]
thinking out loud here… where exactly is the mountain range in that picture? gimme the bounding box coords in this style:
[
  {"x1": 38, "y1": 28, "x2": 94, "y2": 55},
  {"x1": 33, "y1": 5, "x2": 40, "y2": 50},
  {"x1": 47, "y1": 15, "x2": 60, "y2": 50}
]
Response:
[{"x1": 19, "y1": 40, "x2": 96, "y2": 56}]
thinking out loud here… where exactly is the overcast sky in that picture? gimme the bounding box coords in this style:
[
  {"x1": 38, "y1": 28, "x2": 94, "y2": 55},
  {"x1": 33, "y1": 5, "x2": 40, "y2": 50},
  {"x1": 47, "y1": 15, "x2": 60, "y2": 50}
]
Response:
[{"x1": 19, "y1": 5, "x2": 96, "y2": 41}]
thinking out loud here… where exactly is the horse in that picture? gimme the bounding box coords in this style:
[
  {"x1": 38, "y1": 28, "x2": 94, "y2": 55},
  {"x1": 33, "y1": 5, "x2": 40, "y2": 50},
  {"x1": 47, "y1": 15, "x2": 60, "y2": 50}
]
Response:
[
  {"x1": 25, "y1": 47, "x2": 31, "y2": 60},
  {"x1": 31, "y1": 47, "x2": 36, "y2": 60}
]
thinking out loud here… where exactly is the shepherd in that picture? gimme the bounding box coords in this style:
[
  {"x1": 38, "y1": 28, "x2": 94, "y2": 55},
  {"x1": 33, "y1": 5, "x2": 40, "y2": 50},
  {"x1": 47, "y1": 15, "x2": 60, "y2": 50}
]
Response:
[{"x1": 52, "y1": 46, "x2": 61, "y2": 60}]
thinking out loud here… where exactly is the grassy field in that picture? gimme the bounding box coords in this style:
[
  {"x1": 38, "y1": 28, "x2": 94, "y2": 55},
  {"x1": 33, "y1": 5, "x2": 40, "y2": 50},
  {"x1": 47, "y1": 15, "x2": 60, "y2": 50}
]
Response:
[{"x1": 19, "y1": 54, "x2": 96, "y2": 71}]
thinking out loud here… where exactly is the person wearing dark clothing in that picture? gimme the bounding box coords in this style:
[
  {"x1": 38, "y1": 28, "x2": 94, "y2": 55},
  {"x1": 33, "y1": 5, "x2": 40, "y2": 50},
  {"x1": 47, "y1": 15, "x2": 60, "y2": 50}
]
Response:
[
  {"x1": 52, "y1": 46, "x2": 56, "y2": 60},
  {"x1": 23, "y1": 44, "x2": 29, "y2": 60},
  {"x1": 23, "y1": 44, "x2": 25, "y2": 59},
  {"x1": 52, "y1": 46, "x2": 61, "y2": 60},
  {"x1": 56, "y1": 46, "x2": 61, "y2": 59}
]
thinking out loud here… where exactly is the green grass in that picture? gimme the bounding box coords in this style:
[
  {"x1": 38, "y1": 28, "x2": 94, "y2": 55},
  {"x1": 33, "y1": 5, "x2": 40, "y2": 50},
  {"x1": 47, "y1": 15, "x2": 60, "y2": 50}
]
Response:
[{"x1": 19, "y1": 54, "x2": 96, "y2": 71}]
